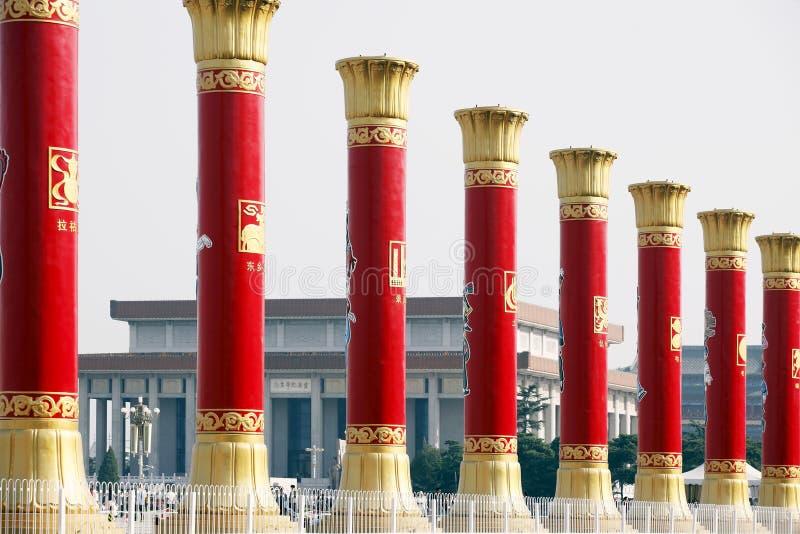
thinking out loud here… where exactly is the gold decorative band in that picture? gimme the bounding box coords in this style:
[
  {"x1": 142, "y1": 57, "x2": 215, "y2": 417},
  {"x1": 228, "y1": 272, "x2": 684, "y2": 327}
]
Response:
[
  {"x1": 762, "y1": 465, "x2": 800, "y2": 479},
  {"x1": 0, "y1": 392, "x2": 78, "y2": 419},
  {"x1": 0, "y1": 0, "x2": 79, "y2": 27},
  {"x1": 196, "y1": 410, "x2": 264, "y2": 433},
  {"x1": 638, "y1": 452, "x2": 683, "y2": 468},
  {"x1": 638, "y1": 232, "x2": 682, "y2": 248},
  {"x1": 764, "y1": 277, "x2": 800, "y2": 290},
  {"x1": 345, "y1": 424, "x2": 406, "y2": 445},
  {"x1": 347, "y1": 126, "x2": 407, "y2": 148},
  {"x1": 464, "y1": 435, "x2": 518, "y2": 454},
  {"x1": 706, "y1": 255, "x2": 747, "y2": 271},
  {"x1": 705, "y1": 459, "x2": 747, "y2": 474},
  {"x1": 559, "y1": 444, "x2": 609, "y2": 462},
  {"x1": 197, "y1": 68, "x2": 265, "y2": 96},
  {"x1": 464, "y1": 168, "x2": 518, "y2": 189},
  {"x1": 560, "y1": 203, "x2": 608, "y2": 221}
]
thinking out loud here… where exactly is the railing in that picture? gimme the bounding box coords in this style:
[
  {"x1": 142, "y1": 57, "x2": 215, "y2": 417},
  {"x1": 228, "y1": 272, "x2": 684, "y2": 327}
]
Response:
[{"x1": 0, "y1": 478, "x2": 798, "y2": 533}]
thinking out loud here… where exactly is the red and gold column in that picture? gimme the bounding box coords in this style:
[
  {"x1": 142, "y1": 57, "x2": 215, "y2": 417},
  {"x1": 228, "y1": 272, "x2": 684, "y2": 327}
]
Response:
[
  {"x1": 183, "y1": 0, "x2": 284, "y2": 519},
  {"x1": 756, "y1": 233, "x2": 800, "y2": 508},
  {"x1": 454, "y1": 107, "x2": 531, "y2": 525},
  {"x1": 628, "y1": 182, "x2": 691, "y2": 518},
  {"x1": 551, "y1": 148, "x2": 619, "y2": 518},
  {"x1": 0, "y1": 0, "x2": 93, "y2": 511},
  {"x1": 336, "y1": 56, "x2": 427, "y2": 515},
  {"x1": 697, "y1": 209, "x2": 754, "y2": 509}
]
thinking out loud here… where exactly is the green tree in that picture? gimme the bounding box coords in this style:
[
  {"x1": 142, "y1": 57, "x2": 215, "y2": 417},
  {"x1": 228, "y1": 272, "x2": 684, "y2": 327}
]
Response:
[
  {"x1": 746, "y1": 437, "x2": 762, "y2": 470},
  {"x1": 410, "y1": 441, "x2": 462, "y2": 493},
  {"x1": 438, "y1": 440, "x2": 463, "y2": 493},
  {"x1": 97, "y1": 447, "x2": 120, "y2": 483},
  {"x1": 608, "y1": 434, "x2": 637, "y2": 486},
  {"x1": 518, "y1": 435, "x2": 557, "y2": 497},
  {"x1": 517, "y1": 384, "x2": 549, "y2": 435},
  {"x1": 682, "y1": 422, "x2": 705, "y2": 470}
]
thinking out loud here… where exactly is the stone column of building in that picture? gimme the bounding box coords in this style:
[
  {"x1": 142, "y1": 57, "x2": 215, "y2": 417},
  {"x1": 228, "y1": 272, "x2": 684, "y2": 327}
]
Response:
[
  {"x1": 698, "y1": 209, "x2": 755, "y2": 510},
  {"x1": 453, "y1": 106, "x2": 532, "y2": 529},
  {"x1": 336, "y1": 56, "x2": 427, "y2": 529},
  {"x1": 0, "y1": 0, "x2": 94, "y2": 514},
  {"x1": 756, "y1": 233, "x2": 800, "y2": 507},
  {"x1": 628, "y1": 182, "x2": 692, "y2": 521},
  {"x1": 550, "y1": 148, "x2": 620, "y2": 521},
  {"x1": 183, "y1": 1, "x2": 288, "y2": 525}
]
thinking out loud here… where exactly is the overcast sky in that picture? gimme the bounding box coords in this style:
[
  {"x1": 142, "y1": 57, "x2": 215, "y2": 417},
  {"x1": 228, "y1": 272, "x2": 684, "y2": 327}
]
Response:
[{"x1": 76, "y1": 1, "x2": 800, "y2": 368}]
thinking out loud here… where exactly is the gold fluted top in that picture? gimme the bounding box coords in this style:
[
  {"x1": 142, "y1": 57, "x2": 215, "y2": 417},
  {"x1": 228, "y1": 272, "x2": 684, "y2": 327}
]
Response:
[
  {"x1": 454, "y1": 107, "x2": 529, "y2": 164},
  {"x1": 628, "y1": 181, "x2": 691, "y2": 229},
  {"x1": 183, "y1": 0, "x2": 280, "y2": 64},
  {"x1": 336, "y1": 57, "x2": 419, "y2": 122},
  {"x1": 550, "y1": 148, "x2": 618, "y2": 200},
  {"x1": 697, "y1": 209, "x2": 755, "y2": 254},
  {"x1": 756, "y1": 234, "x2": 800, "y2": 274}
]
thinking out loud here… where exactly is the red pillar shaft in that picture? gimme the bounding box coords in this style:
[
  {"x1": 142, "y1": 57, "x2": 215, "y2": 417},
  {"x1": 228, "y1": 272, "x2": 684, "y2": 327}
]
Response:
[
  {"x1": 704, "y1": 266, "x2": 747, "y2": 469},
  {"x1": 559, "y1": 211, "x2": 608, "y2": 455},
  {"x1": 636, "y1": 242, "x2": 683, "y2": 462},
  {"x1": 0, "y1": 9, "x2": 79, "y2": 419},
  {"x1": 195, "y1": 72, "x2": 266, "y2": 432},
  {"x1": 345, "y1": 134, "x2": 407, "y2": 443}
]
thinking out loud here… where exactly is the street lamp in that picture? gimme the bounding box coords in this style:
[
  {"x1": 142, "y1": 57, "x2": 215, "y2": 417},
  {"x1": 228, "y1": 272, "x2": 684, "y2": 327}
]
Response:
[{"x1": 121, "y1": 396, "x2": 159, "y2": 479}]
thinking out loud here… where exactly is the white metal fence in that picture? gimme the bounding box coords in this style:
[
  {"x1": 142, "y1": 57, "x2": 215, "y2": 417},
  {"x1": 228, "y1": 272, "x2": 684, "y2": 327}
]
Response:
[{"x1": 0, "y1": 479, "x2": 798, "y2": 533}]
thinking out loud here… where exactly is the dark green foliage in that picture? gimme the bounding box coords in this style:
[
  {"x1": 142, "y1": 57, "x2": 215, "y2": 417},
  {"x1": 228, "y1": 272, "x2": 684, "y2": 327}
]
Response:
[
  {"x1": 517, "y1": 384, "x2": 549, "y2": 435},
  {"x1": 410, "y1": 440, "x2": 462, "y2": 493},
  {"x1": 518, "y1": 435, "x2": 557, "y2": 497},
  {"x1": 608, "y1": 434, "x2": 637, "y2": 486},
  {"x1": 97, "y1": 447, "x2": 120, "y2": 483}
]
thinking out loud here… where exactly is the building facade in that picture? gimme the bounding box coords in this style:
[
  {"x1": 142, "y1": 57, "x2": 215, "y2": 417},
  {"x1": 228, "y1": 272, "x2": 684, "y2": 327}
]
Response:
[{"x1": 79, "y1": 298, "x2": 638, "y2": 479}]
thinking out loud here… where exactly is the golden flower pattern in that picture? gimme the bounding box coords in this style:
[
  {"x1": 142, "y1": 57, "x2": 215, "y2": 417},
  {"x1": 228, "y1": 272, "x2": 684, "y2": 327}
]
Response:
[
  {"x1": 0, "y1": 0, "x2": 79, "y2": 27},
  {"x1": 560, "y1": 203, "x2": 608, "y2": 221},
  {"x1": 593, "y1": 296, "x2": 609, "y2": 334},
  {"x1": 0, "y1": 393, "x2": 78, "y2": 419},
  {"x1": 764, "y1": 277, "x2": 800, "y2": 291},
  {"x1": 705, "y1": 256, "x2": 747, "y2": 271},
  {"x1": 346, "y1": 425, "x2": 406, "y2": 445},
  {"x1": 197, "y1": 68, "x2": 265, "y2": 96},
  {"x1": 559, "y1": 445, "x2": 608, "y2": 462},
  {"x1": 705, "y1": 460, "x2": 747, "y2": 474},
  {"x1": 347, "y1": 126, "x2": 406, "y2": 148},
  {"x1": 196, "y1": 410, "x2": 264, "y2": 432},
  {"x1": 464, "y1": 169, "x2": 518, "y2": 189},
  {"x1": 638, "y1": 232, "x2": 682, "y2": 248},
  {"x1": 464, "y1": 436, "x2": 518, "y2": 454},
  {"x1": 762, "y1": 465, "x2": 800, "y2": 479},
  {"x1": 638, "y1": 452, "x2": 683, "y2": 468}
]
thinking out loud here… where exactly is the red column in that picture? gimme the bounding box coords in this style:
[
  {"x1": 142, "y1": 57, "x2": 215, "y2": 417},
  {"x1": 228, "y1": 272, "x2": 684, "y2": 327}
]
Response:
[
  {"x1": 629, "y1": 182, "x2": 691, "y2": 515},
  {"x1": 183, "y1": 1, "x2": 282, "y2": 507},
  {"x1": 756, "y1": 233, "x2": 800, "y2": 507},
  {"x1": 0, "y1": 0, "x2": 92, "y2": 507},
  {"x1": 336, "y1": 57, "x2": 423, "y2": 503},
  {"x1": 455, "y1": 107, "x2": 529, "y2": 511},
  {"x1": 551, "y1": 148, "x2": 619, "y2": 511},
  {"x1": 698, "y1": 209, "x2": 754, "y2": 508}
]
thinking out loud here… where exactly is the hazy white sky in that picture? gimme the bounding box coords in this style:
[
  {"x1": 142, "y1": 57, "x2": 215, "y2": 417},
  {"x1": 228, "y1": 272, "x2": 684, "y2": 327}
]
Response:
[{"x1": 76, "y1": 1, "x2": 800, "y2": 368}]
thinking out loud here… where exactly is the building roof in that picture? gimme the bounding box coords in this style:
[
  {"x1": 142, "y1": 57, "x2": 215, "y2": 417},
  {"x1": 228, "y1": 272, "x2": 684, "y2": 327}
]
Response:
[
  {"x1": 78, "y1": 351, "x2": 637, "y2": 391},
  {"x1": 109, "y1": 297, "x2": 624, "y2": 343}
]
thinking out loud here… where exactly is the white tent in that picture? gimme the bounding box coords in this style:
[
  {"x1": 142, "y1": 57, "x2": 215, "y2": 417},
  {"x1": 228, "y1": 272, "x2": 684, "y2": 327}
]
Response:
[{"x1": 682, "y1": 463, "x2": 761, "y2": 502}]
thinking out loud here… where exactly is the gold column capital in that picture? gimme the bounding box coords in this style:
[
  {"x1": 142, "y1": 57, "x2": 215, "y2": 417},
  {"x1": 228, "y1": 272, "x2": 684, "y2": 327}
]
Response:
[
  {"x1": 335, "y1": 56, "x2": 419, "y2": 123},
  {"x1": 183, "y1": 0, "x2": 280, "y2": 65},
  {"x1": 550, "y1": 148, "x2": 617, "y2": 201},
  {"x1": 697, "y1": 209, "x2": 755, "y2": 254},
  {"x1": 756, "y1": 233, "x2": 800, "y2": 274},
  {"x1": 628, "y1": 181, "x2": 691, "y2": 229},
  {"x1": 454, "y1": 106, "x2": 528, "y2": 164}
]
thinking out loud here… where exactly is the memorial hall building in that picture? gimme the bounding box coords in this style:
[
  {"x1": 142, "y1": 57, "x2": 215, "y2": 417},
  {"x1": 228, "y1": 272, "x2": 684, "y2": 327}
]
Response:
[{"x1": 78, "y1": 298, "x2": 639, "y2": 479}]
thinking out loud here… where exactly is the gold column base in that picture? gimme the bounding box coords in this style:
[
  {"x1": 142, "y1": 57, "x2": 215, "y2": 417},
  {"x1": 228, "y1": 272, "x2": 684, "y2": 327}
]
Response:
[
  {"x1": 701, "y1": 473, "x2": 752, "y2": 511},
  {"x1": 155, "y1": 513, "x2": 296, "y2": 534},
  {"x1": 453, "y1": 453, "x2": 532, "y2": 516},
  {"x1": 0, "y1": 419, "x2": 95, "y2": 511},
  {"x1": 188, "y1": 433, "x2": 280, "y2": 513},
  {"x1": 759, "y1": 476, "x2": 800, "y2": 508},
  {"x1": 329, "y1": 444, "x2": 427, "y2": 532},
  {"x1": 633, "y1": 468, "x2": 691, "y2": 514},
  {"x1": 550, "y1": 461, "x2": 620, "y2": 531},
  {"x1": 0, "y1": 512, "x2": 125, "y2": 533}
]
